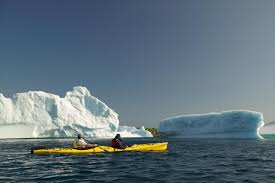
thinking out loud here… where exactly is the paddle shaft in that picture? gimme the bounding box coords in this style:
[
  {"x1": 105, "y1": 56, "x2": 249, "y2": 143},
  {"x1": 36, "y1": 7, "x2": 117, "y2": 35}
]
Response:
[
  {"x1": 84, "y1": 138, "x2": 109, "y2": 152},
  {"x1": 84, "y1": 138, "x2": 97, "y2": 144}
]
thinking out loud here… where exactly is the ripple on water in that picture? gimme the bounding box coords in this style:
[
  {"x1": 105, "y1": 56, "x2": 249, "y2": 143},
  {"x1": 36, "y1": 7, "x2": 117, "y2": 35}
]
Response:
[{"x1": 0, "y1": 138, "x2": 275, "y2": 182}]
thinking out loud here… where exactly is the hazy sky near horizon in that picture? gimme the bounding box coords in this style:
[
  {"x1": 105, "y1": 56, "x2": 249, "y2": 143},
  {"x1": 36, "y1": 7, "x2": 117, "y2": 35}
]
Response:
[{"x1": 0, "y1": 0, "x2": 275, "y2": 127}]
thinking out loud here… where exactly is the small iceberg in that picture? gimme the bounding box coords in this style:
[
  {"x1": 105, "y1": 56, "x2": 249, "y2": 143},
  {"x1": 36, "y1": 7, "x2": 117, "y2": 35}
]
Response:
[
  {"x1": 158, "y1": 110, "x2": 264, "y2": 138},
  {"x1": 259, "y1": 121, "x2": 275, "y2": 135}
]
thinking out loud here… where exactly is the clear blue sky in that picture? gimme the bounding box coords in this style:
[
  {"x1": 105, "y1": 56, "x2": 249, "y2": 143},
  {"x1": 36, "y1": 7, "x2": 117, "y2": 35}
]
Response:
[{"x1": 0, "y1": 0, "x2": 274, "y2": 127}]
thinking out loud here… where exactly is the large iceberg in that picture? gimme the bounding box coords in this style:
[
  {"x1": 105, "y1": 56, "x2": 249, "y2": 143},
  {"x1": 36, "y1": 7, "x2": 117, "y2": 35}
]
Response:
[
  {"x1": 158, "y1": 111, "x2": 264, "y2": 138},
  {"x1": 259, "y1": 121, "x2": 275, "y2": 134},
  {"x1": 0, "y1": 86, "x2": 152, "y2": 138}
]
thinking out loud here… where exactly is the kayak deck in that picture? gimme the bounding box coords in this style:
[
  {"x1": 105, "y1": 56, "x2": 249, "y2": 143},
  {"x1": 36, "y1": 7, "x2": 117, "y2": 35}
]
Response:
[{"x1": 31, "y1": 142, "x2": 168, "y2": 154}]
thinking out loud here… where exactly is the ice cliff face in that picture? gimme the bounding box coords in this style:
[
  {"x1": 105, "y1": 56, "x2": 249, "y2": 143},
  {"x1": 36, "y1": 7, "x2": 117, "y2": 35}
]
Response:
[
  {"x1": 0, "y1": 86, "x2": 152, "y2": 138},
  {"x1": 158, "y1": 111, "x2": 264, "y2": 138}
]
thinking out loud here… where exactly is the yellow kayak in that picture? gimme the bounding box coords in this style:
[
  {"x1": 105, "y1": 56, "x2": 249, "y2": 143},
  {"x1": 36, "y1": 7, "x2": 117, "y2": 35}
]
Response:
[{"x1": 31, "y1": 142, "x2": 168, "y2": 154}]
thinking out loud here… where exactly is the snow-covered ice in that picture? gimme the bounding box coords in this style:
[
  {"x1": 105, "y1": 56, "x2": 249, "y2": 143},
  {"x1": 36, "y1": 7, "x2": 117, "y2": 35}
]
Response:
[
  {"x1": 158, "y1": 111, "x2": 264, "y2": 138},
  {"x1": 0, "y1": 86, "x2": 152, "y2": 138}
]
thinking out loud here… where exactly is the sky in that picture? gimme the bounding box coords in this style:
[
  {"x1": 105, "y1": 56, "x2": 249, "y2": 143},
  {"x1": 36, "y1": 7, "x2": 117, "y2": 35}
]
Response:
[{"x1": 0, "y1": 0, "x2": 275, "y2": 127}]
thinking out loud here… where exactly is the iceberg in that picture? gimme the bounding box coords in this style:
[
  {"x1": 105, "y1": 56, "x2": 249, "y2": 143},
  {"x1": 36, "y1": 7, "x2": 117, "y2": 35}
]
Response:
[
  {"x1": 158, "y1": 111, "x2": 264, "y2": 138},
  {"x1": 0, "y1": 86, "x2": 152, "y2": 138},
  {"x1": 259, "y1": 121, "x2": 275, "y2": 134},
  {"x1": 117, "y1": 126, "x2": 152, "y2": 137}
]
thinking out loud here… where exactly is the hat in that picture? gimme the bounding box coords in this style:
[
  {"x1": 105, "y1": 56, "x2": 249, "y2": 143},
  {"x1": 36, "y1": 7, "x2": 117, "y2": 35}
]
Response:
[
  {"x1": 115, "y1": 134, "x2": 121, "y2": 139},
  {"x1": 78, "y1": 134, "x2": 83, "y2": 139}
]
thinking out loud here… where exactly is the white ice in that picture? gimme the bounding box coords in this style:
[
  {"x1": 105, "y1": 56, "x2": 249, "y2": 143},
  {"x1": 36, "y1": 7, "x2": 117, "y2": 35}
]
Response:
[
  {"x1": 158, "y1": 110, "x2": 264, "y2": 138},
  {"x1": 0, "y1": 86, "x2": 152, "y2": 138},
  {"x1": 117, "y1": 126, "x2": 152, "y2": 137}
]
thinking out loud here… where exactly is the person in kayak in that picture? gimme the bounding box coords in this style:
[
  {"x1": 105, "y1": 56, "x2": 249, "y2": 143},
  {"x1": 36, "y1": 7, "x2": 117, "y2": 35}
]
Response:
[
  {"x1": 112, "y1": 134, "x2": 127, "y2": 149},
  {"x1": 73, "y1": 134, "x2": 97, "y2": 149}
]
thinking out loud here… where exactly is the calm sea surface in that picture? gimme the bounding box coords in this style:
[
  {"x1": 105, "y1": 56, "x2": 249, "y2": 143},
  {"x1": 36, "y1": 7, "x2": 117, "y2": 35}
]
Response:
[{"x1": 0, "y1": 137, "x2": 275, "y2": 183}]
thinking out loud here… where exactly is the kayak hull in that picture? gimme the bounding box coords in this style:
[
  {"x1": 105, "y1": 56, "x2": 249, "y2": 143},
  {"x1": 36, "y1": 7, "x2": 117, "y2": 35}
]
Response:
[{"x1": 32, "y1": 142, "x2": 168, "y2": 154}]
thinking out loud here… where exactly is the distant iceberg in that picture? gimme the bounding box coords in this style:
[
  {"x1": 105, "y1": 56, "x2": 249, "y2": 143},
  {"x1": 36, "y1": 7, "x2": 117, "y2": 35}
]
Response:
[
  {"x1": 158, "y1": 111, "x2": 264, "y2": 138},
  {"x1": 0, "y1": 86, "x2": 152, "y2": 138},
  {"x1": 259, "y1": 121, "x2": 275, "y2": 134},
  {"x1": 117, "y1": 126, "x2": 152, "y2": 137}
]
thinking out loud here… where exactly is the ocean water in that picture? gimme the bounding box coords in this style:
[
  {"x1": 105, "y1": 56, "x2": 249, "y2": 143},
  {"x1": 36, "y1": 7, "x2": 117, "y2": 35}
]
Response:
[{"x1": 0, "y1": 137, "x2": 275, "y2": 183}]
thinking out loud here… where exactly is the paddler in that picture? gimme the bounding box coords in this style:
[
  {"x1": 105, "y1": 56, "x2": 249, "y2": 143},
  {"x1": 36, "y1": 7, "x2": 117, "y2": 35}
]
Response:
[
  {"x1": 111, "y1": 134, "x2": 127, "y2": 149},
  {"x1": 73, "y1": 134, "x2": 97, "y2": 149}
]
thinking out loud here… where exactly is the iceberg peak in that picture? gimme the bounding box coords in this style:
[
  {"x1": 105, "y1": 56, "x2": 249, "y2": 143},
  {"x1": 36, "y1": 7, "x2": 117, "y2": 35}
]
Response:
[{"x1": 66, "y1": 86, "x2": 91, "y2": 97}]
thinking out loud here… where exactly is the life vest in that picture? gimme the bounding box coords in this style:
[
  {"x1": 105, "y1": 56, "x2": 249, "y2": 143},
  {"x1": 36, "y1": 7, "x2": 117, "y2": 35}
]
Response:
[
  {"x1": 73, "y1": 139, "x2": 86, "y2": 149},
  {"x1": 112, "y1": 138, "x2": 120, "y2": 148}
]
